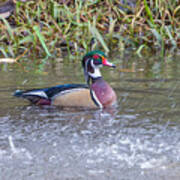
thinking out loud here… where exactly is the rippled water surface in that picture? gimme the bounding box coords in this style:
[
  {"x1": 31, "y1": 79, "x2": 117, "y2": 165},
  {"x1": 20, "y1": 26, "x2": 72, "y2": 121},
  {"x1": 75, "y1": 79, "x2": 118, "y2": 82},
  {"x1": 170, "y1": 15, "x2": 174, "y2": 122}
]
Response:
[{"x1": 0, "y1": 54, "x2": 180, "y2": 180}]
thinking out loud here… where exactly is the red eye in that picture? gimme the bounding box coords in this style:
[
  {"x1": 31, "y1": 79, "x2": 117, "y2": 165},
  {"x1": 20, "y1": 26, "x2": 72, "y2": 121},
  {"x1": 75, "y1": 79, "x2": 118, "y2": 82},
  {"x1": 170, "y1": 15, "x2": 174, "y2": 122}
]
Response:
[{"x1": 93, "y1": 55, "x2": 99, "y2": 59}]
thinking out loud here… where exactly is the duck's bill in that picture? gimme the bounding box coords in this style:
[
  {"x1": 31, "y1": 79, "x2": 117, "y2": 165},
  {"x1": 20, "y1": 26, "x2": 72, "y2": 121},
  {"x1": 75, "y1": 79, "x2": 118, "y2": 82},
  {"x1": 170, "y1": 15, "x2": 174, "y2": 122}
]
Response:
[{"x1": 102, "y1": 58, "x2": 116, "y2": 68}]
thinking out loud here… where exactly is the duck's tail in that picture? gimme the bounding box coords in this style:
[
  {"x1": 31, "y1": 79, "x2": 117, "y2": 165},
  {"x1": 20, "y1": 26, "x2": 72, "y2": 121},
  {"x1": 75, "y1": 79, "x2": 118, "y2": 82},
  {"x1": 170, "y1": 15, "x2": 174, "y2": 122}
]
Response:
[
  {"x1": 13, "y1": 89, "x2": 51, "y2": 105},
  {"x1": 13, "y1": 90, "x2": 24, "y2": 97}
]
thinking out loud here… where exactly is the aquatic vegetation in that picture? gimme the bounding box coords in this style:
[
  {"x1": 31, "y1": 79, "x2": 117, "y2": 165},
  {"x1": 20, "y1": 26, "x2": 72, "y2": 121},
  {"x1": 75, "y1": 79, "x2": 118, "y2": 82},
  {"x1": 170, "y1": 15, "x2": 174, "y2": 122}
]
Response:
[{"x1": 0, "y1": 0, "x2": 179, "y2": 59}]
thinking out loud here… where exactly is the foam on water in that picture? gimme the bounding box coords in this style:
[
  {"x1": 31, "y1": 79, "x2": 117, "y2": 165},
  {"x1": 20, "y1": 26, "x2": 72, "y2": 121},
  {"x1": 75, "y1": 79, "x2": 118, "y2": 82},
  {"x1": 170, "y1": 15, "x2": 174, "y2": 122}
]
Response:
[{"x1": 0, "y1": 107, "x2": 180, "y2": 180}]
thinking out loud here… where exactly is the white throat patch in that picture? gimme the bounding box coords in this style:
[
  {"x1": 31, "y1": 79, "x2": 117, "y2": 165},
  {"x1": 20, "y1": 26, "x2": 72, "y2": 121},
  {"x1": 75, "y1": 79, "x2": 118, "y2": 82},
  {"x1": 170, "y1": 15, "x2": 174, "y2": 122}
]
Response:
[
  {"x1": 88, "y1": 60, "x2": 102, "y2": 78},
  {"x1": 88, "y1": 67, "x2": 101, "y2": 78}
]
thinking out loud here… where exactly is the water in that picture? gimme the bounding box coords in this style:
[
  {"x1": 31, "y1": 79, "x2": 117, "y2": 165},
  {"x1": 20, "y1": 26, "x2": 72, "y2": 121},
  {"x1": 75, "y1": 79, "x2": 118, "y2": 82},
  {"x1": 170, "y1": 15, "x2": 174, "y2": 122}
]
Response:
[{"x1": 0, "y1": 54, "x2": 180, "y2": 180}]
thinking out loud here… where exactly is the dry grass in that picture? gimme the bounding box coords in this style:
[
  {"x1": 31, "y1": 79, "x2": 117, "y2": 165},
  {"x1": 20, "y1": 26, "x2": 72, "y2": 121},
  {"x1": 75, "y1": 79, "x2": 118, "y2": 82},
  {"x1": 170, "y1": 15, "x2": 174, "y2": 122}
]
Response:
[{"x1": 0, "y1": 0, "x2": 180, "y2": 60}]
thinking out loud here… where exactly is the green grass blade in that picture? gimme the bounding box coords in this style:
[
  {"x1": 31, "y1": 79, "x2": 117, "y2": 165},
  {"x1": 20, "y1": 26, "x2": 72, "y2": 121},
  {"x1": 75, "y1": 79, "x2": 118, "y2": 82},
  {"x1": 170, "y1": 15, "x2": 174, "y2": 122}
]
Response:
[
  {"x1": 33, "y1": 25, "x2": 51, "y2": 57},
  {"x1": 151, "y1": 29, "x2": 162, "y2": 45},
  {"x1": 0, "y1": 47, "x2": 8, "y2": 58},
  {"x1": 0, "y1": 17, "x2": 14, "y2": 41},
  {"x1": 136, "y1": 44, "x2": 147, "y2": 57},
  {"x1": 144, "y1": 0, "x2": 155, "y2": 26},
  {"x1": 165, "y1": 26, "x2": 177, "y2": 48},
  {"x1": 89, "y1": 22, "x2": 109, "y2": 53},
  {"x1": 19, "y1": 36, "x2": 33, "y2": 44}
]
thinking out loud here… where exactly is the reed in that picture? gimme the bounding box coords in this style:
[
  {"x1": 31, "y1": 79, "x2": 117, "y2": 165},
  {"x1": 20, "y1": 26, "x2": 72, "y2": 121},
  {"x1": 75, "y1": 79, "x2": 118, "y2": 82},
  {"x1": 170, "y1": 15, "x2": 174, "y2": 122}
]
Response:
[{"x1": 0, "y1": 0, "x2": 179, "y2": 60}]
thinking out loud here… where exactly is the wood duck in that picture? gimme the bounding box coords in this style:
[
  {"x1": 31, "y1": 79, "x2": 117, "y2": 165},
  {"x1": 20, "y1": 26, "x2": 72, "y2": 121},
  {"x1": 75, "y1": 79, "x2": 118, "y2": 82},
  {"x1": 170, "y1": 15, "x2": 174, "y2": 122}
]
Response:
[{"x1": 14, "y1": 50, "x2": 117, "y2": 108}]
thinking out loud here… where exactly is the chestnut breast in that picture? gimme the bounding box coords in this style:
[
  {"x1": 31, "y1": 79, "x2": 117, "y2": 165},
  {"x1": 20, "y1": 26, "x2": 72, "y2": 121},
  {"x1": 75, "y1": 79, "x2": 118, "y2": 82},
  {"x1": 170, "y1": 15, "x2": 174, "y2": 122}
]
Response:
[{"x1": 91, "y1": 78, "x2": 117, "y2": 107}]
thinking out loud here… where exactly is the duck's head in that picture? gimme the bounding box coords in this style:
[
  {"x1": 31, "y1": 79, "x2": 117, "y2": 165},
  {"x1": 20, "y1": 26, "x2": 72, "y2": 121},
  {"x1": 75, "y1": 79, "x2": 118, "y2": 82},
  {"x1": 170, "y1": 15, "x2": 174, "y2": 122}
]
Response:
[{"x1": 82, "y1": 50, "x2": 115, "y2": 85}]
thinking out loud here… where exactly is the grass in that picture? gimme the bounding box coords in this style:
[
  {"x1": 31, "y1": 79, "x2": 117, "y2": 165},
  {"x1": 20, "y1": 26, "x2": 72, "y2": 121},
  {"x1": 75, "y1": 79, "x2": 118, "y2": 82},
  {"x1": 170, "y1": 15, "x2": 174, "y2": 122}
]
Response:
[{"x1": 0, "y1": 0, "x2": 180, "y2": 61}]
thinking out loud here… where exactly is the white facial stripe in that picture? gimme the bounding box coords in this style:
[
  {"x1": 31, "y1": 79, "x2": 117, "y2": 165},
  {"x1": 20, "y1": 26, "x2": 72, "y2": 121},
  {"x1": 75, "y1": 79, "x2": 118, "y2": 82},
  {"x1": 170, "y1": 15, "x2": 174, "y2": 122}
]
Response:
[
  {"x1": 91, "y1": 59, "x2": 102, "y2": 68},
  {"x1": 86, "y1": 59, "x2": 101, "y2": 78},
  {"x1": 23, "y1": 91, "x2": 48, "y2": 99},
  {"x1": 88, "y1": 67, "x2": 101, "y2": 78},
  {"x1": 91, "y1": 59, "x2": 96, "y2": 68}
]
